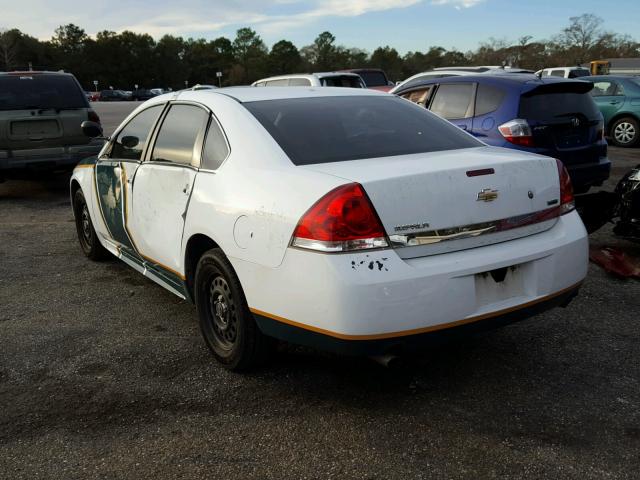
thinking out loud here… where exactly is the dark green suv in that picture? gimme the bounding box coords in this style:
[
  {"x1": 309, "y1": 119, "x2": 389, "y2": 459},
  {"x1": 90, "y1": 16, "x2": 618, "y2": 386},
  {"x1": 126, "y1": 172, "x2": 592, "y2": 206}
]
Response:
[
  {"x1": 0, "y1": 71, "x2": 104, "y2": 180},
  {"x1": 587, "y1": 75, "x2": 640, "y2": 147}
]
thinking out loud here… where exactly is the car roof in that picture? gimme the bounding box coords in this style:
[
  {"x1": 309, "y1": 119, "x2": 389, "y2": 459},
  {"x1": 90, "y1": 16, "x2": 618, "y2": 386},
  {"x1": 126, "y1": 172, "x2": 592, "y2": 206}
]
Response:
[
  {"x1": 175, "y1": 86, "x2": 384, "y2": 103},
  {"x1": 256, "y1": 72, "x2": 362, "y2": 81},
  {"x1": 394, "y1": 73, "x2": 583, "y2": 91}
]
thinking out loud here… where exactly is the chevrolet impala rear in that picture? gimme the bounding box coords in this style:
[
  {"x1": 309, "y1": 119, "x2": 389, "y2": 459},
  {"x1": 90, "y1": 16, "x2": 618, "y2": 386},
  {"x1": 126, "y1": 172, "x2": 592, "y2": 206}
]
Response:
[{"x1": 233, "y1": 92, "x2": 588, "y2": 355}]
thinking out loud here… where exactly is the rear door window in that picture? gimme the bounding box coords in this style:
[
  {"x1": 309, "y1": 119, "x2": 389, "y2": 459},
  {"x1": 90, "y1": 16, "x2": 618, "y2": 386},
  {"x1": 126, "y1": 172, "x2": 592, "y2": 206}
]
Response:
[
  {"x1": 591, "y1": 81, "x2": 623, "y2": 96},
  {"x1": 151, "y1": 104, "x2": 209, "y2": 166},
  {"x1": 401, "y1": 86, "x2": 434, "y2": 107},
  {"x1": 429, "y1": 83, "x2": 475, "y2": 119},
  {"x1": 265, "y1": 79, "x2": 289, "y2": 86},
  {"x1": 289, "y1": 78, "x2": 312, "y2": 86},
  {"x1": 474, "y1": 84, "x2": 506, "y2": 116},
  {"x1": 549, "y1": 70, "x2": 565, "y2": 77},
  {"x1": 0, "y1": 74, "x2": 87, "y2": 110},
  {"x1": 111, "y1": 105, "x2": 163, "y2": 160}
]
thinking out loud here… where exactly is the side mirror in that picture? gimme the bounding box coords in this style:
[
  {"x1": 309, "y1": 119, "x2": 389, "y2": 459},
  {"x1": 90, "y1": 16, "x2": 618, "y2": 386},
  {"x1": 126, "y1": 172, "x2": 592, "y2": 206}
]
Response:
[
  {"x1": 81, "y1": 120, "x2": 103, "y2": 138},
  {"x1": 121, "y1": 136, "x2": 139, "y2": 149}
]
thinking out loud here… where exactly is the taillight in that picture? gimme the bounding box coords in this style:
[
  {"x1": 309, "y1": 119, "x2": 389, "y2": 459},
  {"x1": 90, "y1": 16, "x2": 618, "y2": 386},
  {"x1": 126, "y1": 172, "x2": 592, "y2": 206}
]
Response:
[
  {"x1": 88, "y1": 110, "x2": 101, "y2": 124},
  {"x1": 556, "y1": 159, "x2": 575, "y2": 215},
  {"x1": 498, "y1": 119, "x2": 534, "y2": 147},
  {"x1": 291, "y1": 183, "x2": 388, "y2": 253},
  {"x1": 596, "y1": 118, "x2": 605, "y2": 141}
]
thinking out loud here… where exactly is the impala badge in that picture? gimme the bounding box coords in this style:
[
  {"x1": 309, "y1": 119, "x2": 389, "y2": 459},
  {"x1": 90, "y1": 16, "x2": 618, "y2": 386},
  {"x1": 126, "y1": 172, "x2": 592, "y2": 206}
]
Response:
[
  {"x1": 477, "y1": 188, "x2": 499, "y2": 202},
  {"x1": 571, "y1": 117, "x2": 580, "y2": 127}
]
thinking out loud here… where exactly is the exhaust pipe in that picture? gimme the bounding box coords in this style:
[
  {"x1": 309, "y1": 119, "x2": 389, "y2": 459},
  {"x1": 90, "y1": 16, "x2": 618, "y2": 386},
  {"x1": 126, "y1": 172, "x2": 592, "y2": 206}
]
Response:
[{"x1": 369, "y1": 354, "x2": 401, "y2": 369}]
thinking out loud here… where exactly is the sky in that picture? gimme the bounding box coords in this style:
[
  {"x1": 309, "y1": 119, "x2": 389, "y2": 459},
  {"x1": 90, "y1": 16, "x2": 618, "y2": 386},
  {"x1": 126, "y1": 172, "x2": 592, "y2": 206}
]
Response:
[{"x1": 0, "y1": 0, "x2": 638, "y2": 53}]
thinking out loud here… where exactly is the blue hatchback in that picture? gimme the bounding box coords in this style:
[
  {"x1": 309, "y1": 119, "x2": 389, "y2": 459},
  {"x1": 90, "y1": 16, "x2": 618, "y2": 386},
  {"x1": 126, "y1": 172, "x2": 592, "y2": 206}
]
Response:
[{"x1": 393, "y1": 74, "x2": 610, "y2": 193}]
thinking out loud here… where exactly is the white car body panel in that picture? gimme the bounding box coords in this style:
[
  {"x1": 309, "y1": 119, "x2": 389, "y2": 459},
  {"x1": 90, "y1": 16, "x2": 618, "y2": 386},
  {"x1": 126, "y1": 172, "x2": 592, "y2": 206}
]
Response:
[{"x1": 70, "y1": 87, "x2": 588, "y2": 352}]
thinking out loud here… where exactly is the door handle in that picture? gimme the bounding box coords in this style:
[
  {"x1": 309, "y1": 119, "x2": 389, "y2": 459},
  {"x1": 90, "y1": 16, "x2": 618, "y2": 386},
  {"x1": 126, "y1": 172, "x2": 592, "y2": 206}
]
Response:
[
  {"x1": 182, "y1": 184, "x2": 190, "y2": 195},
  {"x1": 456, "y1": 124, "x2": 468, "y2": 130},
  {"x1": 609, "y1": 101, "x2": 620, "y2": 105}
]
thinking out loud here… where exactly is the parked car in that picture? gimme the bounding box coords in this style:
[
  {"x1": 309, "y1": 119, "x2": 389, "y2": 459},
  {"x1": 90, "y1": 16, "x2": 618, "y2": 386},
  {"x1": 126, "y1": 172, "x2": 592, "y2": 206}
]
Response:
[
  {"x1": 132, "y1": 89, "x2": 158, "y2": 101},
  {"x1": 99, "y1": 89, "x2": 129, "y2": 101},
  {"x1": 340, "y1": 68, "x2": 394, "y2": 91},
  {"x1": 535, "y1": 67, "x2": 591, "y2": 79},
  {"x1": 0, "y1": 71, "x2": 103, "y2": 180},
  {"x1": 185, "y1": 84, "x2": 218, "y2": 91},
  {"x1": 71, "y1": 87, "x2": 587, "y2": 370},
  {"x1": 252, "y1": 72, "x2": 365, "y2": 88},
  {"x1": 394, "y1": 74, "x2": 610, "y2": 193},
  {"x1": 584, "y1": 75, "x2": 640, "y2": 147},
  {"x1": 392, "y1": 66, "x2": 533, "y2": 93}
]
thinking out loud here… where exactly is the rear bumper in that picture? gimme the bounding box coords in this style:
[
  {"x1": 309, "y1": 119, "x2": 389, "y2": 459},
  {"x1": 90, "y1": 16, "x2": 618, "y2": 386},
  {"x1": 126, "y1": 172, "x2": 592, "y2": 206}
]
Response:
[
  {"x1": 232, "y1": 211, "x2": 589, "y2": 355},
  {"x1": 253, "y1": 283, "x2": 581, "y2": 355},
  {"x1": 0, "y1": 142, "x2": 103, "y2": 175}
]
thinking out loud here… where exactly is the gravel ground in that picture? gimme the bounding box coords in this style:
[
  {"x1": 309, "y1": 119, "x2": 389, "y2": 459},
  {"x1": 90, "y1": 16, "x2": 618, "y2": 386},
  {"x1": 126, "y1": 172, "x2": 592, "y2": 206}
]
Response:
[{"x1": 0, "y1": 102, "x2": 639, "y2": 479}]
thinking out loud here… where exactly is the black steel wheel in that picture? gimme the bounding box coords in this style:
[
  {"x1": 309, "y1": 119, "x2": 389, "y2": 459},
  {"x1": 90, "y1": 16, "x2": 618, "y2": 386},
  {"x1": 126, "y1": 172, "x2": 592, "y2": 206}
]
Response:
[
  {"x1": 195, "y1": 248, "x2": 274, "y2": 371},
  {"x1": 73, "y1": 189, "x2": 108, "y2": 261}
]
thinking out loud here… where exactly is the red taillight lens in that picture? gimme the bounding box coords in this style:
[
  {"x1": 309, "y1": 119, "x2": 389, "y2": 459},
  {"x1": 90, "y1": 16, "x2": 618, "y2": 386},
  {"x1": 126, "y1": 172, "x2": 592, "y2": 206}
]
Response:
[
  {"x1": 88, "y1": 110, "x2": 101, "y2": 124},
  {"x1": 498, "y1": 119, "x2": 534, "y2": 147},
  {"x1": 556, "y1": 159, "x2": 575, "y2": 215},
  {"x1": 292, "y1": 183, "x2": 388, "y2": 252}
]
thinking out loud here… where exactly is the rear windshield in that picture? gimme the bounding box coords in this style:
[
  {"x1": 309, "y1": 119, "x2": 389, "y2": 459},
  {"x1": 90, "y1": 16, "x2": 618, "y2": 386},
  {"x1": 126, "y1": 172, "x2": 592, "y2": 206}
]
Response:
[
  {"x1": 244, "y1": 96, "x2": 482, "y2": 165},
  {"x1": 357, "y1": 71, "x2": 388, "y2": 87},
  {"x1": 0, "y1": 74, "x2": 87, "y2": 110},
  {"x1": 519, "y1": 92, "x2": 600, "y2": 123},
  {"x1": 321, "y1": 76, "x2": 363, "y2": 88}
]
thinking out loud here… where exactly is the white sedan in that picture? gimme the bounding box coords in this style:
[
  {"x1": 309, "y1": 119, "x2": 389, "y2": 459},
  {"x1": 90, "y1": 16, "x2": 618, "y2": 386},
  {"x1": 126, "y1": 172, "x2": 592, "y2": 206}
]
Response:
[{"x1": 71, "y1": 87, "x2": 588, "y2": 371}]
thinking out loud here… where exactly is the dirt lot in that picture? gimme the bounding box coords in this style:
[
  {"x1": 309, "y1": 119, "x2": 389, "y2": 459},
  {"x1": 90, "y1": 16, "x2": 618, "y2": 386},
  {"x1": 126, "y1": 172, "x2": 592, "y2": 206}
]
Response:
[{"x1": 0, "y1": 102, "x2": 639, "y2": 479}]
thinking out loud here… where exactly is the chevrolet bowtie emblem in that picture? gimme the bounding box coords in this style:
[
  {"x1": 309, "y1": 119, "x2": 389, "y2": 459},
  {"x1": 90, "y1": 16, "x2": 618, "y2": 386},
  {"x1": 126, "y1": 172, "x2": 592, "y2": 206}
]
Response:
[{"x1": 477, "y1": 188, "x2": 499, "y2": 202}]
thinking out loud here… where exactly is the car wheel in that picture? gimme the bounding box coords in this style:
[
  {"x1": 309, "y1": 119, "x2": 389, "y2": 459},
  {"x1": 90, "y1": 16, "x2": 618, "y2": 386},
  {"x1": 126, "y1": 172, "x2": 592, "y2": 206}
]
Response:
[
  {"x1": 610, "y1": 117, "x2": 639, "y2": 147},
  {"x1": 73, "y1": 189, "x2": 108, "y2": 261},
  {"x1": 195, "y1": 248, "x2": 274, "y2": 371}
]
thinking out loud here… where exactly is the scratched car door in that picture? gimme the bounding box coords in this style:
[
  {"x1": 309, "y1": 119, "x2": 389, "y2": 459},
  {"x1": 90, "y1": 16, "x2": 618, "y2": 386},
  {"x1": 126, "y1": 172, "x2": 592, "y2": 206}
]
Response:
[
  {"x1": 128, "y1": 103, "x2": 209, "y2": 281},
  {"x1": 94, "y1": 104, "x2": 164, "y2": 261}
]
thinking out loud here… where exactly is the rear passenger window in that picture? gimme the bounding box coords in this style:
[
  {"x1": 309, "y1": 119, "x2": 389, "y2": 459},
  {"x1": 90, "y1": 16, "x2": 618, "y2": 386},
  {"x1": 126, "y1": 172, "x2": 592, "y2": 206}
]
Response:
[
  {"x1": 430, "y1": 84, "x2": 474, "y2": 119},
  {"x1": 201, "y1": 119, "x2": 230, "y2": 170},
  {"x1": 475, "y1": 84, "x2": 506, "y2": 116},
  {"x1": 151, "y1": 104, "x2": 209, "y2": 166},
  {"x1": 265, "y1": 79, "x2": 289, "y2": 86},
  {"x1": 401, "y1": 87, "x2": 433, "y2": 107},
  {"x1": 550, "y1": 70, "x2": 565, "y2": 77},
  {"x1": 111, "y1": 105, "x2": 163, "y2": 160},
  {"x1": 289, "y1": 78, "x2": 312, "y2": 86}
]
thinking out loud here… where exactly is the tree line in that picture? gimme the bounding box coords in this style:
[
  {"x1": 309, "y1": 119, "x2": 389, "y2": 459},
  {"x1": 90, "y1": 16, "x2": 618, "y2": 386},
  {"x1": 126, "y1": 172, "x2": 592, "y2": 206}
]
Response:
[{"x1": 0, "y1": 13, "x2": 638, "y2": 91}]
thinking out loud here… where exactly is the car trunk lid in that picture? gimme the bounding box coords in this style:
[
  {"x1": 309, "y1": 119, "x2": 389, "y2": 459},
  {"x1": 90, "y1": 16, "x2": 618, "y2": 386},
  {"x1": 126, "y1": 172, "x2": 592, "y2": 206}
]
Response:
[{"x1": 301, "y1": 146, "x2": 561, "y2": 258}]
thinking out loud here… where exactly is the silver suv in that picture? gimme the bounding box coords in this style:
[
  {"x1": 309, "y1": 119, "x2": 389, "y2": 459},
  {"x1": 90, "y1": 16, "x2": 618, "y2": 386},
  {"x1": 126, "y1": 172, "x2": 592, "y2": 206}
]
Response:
[{"x1": 0, "y1": 71, "x2": 104, "y2": 180}]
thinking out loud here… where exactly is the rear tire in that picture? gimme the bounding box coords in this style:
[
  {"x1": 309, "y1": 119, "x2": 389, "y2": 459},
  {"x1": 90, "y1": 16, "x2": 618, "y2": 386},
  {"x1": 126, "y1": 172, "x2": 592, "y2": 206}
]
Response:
[
  {"x1": 610, "y1": 117, "x2": 639, "y2": 147},
  {"x1": 195, "y1": 248, "x2": 274, "y2": 371},
  {"x1": 73, "y1": 189, "x2": 108, "y2": 261}
]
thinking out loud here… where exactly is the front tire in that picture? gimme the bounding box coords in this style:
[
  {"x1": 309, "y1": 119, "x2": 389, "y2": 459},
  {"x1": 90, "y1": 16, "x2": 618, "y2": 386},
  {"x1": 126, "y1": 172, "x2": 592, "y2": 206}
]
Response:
[
  {"x1": 610, "y1": 117, "x2": 639, "y2": 147},
  {"x1": 73, "y1": 189, "x2": 108, "y2": 261},
  {"x1": 195, "y1": 249, "x2": 274, "y2": 371}
]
